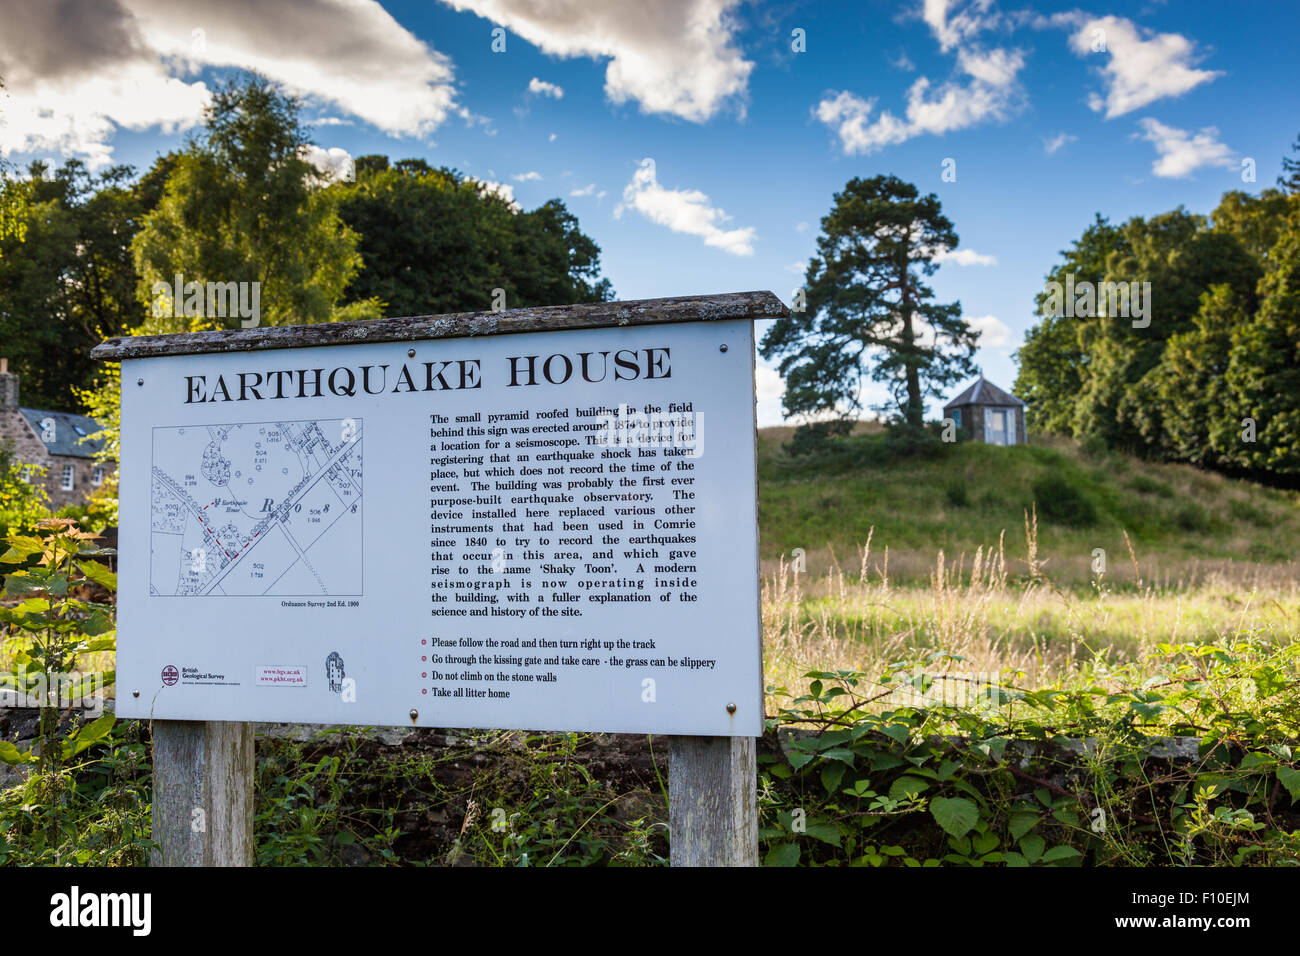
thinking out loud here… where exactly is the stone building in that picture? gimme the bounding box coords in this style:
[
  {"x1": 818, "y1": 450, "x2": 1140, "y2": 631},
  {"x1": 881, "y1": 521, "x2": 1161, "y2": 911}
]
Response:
[
  {"x1": 943, "y1": 375, "x2": 1027, "y2": 446},
  {"x1": 0, "y1": 360, "x2": 115, "y2": 509}
]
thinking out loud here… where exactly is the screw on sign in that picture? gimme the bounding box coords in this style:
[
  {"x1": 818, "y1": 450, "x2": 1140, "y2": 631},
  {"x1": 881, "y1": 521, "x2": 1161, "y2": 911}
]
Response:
[{"x1": 161, "y1": 665, "x2": 179, "y2": 686}]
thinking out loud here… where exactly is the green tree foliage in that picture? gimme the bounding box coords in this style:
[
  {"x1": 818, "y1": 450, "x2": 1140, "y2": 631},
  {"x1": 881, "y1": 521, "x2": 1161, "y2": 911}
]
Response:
[
  {"x1": 0, "y1": 77, "x2": 28, "y2": 249},
  {"x1": 0, "y1": 161, "x2": 143, "y2": 408},
  {"x1": 335, "y1": 156, "x2": 612, "y2": 315},
  {"x1": 761, "y1": 175, "x2": 978, "y2": 429},
  {"x1": 133, "y1": 73, "x2": 378, "y2": 332},
  {"x1": 1016, "y1": 135, "x2": 1300, "y2": 482}
]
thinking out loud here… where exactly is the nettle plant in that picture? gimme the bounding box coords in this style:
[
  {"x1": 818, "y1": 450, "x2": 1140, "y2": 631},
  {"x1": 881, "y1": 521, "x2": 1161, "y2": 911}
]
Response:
[
  {"x1": 760, "y1": 642, "x2": 1300, "y2": 867},
  {"x1": 0, "y1": 518, "x2": 117, "y2": 775}
]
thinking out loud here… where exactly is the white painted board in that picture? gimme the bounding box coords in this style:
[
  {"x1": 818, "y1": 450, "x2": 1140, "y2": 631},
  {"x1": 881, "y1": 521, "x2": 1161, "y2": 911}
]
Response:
[{"x1": 116, "y1": 318, "x2": 763, "y2": 736}]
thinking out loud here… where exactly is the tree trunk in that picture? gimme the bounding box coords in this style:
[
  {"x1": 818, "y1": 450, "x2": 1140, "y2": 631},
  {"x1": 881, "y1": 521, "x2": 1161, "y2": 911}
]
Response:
[{"x1": 899, "y1": 271, "x2": 923, "y2": 428}]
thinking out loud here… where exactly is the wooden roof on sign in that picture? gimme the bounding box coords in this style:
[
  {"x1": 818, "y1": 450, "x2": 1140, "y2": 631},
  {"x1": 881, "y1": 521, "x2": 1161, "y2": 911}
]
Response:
[{"x1": 91, "y1": 290, "x2": 791, "y2": 362}]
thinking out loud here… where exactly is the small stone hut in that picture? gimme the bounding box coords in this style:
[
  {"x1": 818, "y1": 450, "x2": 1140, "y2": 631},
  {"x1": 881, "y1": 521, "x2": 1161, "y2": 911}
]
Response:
[{"x1": 943, "y1": 375, "x2": 1026, "y2": 445}]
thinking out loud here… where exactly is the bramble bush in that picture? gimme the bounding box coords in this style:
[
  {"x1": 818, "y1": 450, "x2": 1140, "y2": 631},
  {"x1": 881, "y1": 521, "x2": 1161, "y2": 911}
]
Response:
[{"x1": 759, "y1": 639, "x2": 1300, "y2": 866}]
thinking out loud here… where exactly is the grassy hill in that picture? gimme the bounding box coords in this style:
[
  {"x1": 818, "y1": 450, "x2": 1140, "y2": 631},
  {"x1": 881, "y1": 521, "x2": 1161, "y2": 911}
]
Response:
[{"x1": 757, "y1": 424, "x2": 1300, "y2": 589}]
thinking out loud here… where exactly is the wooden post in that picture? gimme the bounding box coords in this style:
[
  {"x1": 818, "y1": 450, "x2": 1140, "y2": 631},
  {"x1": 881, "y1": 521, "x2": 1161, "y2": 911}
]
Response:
[
  {"x1": 151, "y1": 720, "x2": 255, "y2": 866},
  {"x1": 669, "y1": 735, "x2": 758, "y2": 866}
]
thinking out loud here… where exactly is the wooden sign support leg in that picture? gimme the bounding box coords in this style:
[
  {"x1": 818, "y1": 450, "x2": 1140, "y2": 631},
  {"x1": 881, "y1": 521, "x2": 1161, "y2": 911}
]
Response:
[
  {"x1": 151, "y1": 720, "x2": 255, "y2": 866},
  {"x1": 669, "y1": 735, "x2": 758, "y2": 866}
]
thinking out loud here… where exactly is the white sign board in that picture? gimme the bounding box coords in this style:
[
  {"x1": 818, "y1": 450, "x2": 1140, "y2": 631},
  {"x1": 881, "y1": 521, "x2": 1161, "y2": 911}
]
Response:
[{"x1": 117, "y1": 318, "x2": 763, "y2": 735}]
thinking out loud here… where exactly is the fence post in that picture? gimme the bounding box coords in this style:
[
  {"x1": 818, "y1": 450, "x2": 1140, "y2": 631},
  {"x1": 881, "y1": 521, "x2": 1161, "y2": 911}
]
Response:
[
  {"x1": 151, "y1": 719, "x2": 255, "y2": 866},
  {"x1": 669, "y1": 735, "x2": 758, "y2": 866}
]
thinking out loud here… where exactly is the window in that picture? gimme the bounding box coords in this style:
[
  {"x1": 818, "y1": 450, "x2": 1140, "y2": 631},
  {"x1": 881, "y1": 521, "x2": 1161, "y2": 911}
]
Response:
[
  {"x1": 19, "y1": 465, "x2": 33, "y2": 483},
  {"x1": 61, "y1": 464, "x2": 74, "y2": 491},
  {"x1": 92, "y1": 466, "x2": 104, "y2": 486},
  {"x1": 951, "y1": 408, "x2": 962, "y2": 427}
]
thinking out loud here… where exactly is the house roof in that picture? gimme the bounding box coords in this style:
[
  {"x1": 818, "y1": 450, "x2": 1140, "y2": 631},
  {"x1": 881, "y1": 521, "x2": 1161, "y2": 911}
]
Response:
[
  {"x1": 18, "y1": 408, "x2": 110, "y2": 459},
  {"x1": 944, "y1": 375, "x2": 1025, "y2": 409}
]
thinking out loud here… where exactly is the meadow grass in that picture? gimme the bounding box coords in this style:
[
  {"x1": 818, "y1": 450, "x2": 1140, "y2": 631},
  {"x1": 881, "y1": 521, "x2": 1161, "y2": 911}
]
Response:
[{"x1": 760, "y1": 516, "x2": 1300, "y2": 716}]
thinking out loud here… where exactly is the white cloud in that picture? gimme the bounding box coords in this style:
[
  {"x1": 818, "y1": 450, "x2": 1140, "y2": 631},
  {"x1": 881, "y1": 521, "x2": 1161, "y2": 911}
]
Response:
[
  {"x1": 442, "y1": 0, "x2": 753, "y2": 122},
  {"x1": 784, "y1": 262, "x2": 806, "y2": 274},
  {"x1": 1137, "y1": 118, "x2": 1236, "y2": 178},
  {"x1": 967, "y1": 314, "x2": 1011, "y2": 347},
  {"x1": 795, "y1": 221, "x2": 809, "y2": 233},
  {"x1": 570, "y1": 183, "x2": 606, "y2": 198},
  {"x1": 548, "y1": 132, "x2": 558, "y2": 141},
  {"x1": 1043, "y1": 132, "x2": 1076, "y2": 154},
  {"x1": 754, "y1": 365, "x2": 786, "y2": 427},
  {"x1": 512, "y1": 170, "x2": 542, "y2": 181},
  {"x1": 0, "y1": 0, "x2": 461, "y2": 167},
  {"x1": 921, "y1": 0, "x2": 1003, "y2": 53},
  {"x1": 1067, "y1": 15, "x2": 1221, "y2": 118},
  {"x1": 466, "y1": 176, "x2": 521, "y2": 211},
  {"x1": 301, "y1": 144, "x2": 355, "y2": 183},
  {"x1": 889, "y1": 52, "x2": 916, "y2": 72},
  {"x1": 528, "y1": 77, "x2": 564, "y2": 99},
  {"x1": 934, "y1": 247, "x2": 997, "y2": 266},
  {"x1": 816, "y1": 46, "x2": 1024, "y2": 154},
  {"x1": 615, "y1": 158, "x2": 755, "y2": 256}
]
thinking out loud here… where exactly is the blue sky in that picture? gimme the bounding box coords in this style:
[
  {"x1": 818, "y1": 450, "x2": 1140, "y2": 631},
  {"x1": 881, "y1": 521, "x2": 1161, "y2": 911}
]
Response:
[{"x1": 2, "y1": 0, "x2": 1295, "y2": 425}]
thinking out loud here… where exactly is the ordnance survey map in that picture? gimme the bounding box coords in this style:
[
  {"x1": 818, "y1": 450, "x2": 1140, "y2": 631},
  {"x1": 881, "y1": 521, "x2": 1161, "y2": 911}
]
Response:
[{"x1": 149, "y1": 418, "x2": 363, "y2": 596}]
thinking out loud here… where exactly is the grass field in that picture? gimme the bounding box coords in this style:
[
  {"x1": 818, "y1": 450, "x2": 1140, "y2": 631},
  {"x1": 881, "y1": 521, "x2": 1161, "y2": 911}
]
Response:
[{"x1": 756, "y1": 426, "x2": 1300, "y2": 709}]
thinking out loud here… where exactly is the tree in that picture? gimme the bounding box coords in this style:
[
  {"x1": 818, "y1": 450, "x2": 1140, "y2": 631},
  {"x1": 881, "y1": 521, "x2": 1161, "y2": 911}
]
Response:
[
  {"x1": 1279, "y1": 132, "x2": 1300, "y2": 194},
  {"x1": 133, "y1": 73, "x2": 378, "y2": 332},
  {"x1": 1016, "y1": 214, "x2": 1126, "y2": 436},
  {"x1": 335, "y1": 158, "x2": 612, "y2": 316},
  {"x1": 1015, "y1": 136, "x2": 1300, "y2": 483},
  {"x1": 0, "y1": 160, "x2": 144, "y2": 408},
  {"x1": 761, "y1": 175, "x2": 977, "y2": 429},
  {"x1": 0, "y1": 76, "x2": 28, "y2": 251}
]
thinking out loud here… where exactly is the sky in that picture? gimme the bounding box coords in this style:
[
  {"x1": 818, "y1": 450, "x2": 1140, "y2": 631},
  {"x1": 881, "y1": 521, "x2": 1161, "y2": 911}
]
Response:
[{"x1": 1, "y1": 0, "x2": 1295, "y2": 426}]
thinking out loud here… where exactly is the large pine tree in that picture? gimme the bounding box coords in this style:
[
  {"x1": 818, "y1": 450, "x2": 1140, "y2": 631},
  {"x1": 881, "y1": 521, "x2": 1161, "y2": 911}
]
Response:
[{"x1": 761, "y1": 175, "x2": 978, "y2": 430}]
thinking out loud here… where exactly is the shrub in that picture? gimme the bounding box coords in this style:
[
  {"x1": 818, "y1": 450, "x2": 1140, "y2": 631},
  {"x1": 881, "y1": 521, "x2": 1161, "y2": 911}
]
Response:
[
  {"x1": 1127, "y1": 475, "x2": 1174, "y2": 498},
  {"x1": 944, "y1": 479, "x2": 969, "y2": 508},
  {"x1": 1031, "y1": 474, "x2": 1097, "y2": 527},
  {"x1": 785, "y1": 419, "x2": 853, "y2": 458},
  {"x1": 1173, "y1": 503, "x2": 1210, "y2": 533}
]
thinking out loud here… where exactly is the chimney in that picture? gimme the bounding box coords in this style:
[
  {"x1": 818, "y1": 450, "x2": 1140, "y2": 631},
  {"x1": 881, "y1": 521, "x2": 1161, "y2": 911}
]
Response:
[{"x1": 0, "y1": 359, "x2": 18, "y2": 409}]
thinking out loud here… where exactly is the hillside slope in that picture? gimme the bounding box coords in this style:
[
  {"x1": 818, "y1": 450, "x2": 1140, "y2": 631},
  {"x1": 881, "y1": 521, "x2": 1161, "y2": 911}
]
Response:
[{"x1": 756, "y1": 426, "x2": 1300, "y2": 588}]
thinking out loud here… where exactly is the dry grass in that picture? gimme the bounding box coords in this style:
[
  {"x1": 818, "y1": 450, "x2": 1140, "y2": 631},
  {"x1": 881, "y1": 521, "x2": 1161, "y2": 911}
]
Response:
[{"x1": 761, "y1": 519, "x2": 1300, "y2": 714}]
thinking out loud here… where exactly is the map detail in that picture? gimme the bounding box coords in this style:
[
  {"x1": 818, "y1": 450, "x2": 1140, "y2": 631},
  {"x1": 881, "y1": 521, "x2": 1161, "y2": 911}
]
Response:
[{"x1": 150, "y1": 419, "x2": 363, "y2": 596}]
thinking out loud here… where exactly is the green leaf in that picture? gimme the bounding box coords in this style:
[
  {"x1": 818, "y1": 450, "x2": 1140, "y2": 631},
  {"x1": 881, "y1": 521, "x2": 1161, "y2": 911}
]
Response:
[
  {"x1": 888, "y1": 776, "x2": 929, "y2": 801},
  {"x1": 787, "y1": 749, "x2": 814, "y2": 771},
  {"x1": 75, "y1": 561, "x2": 117, "y2": 591},
  {"x1": 820, "y1": 761, "x2": 845, "y2": 794},
  {"x1": 929, "y1": 796, "x2": 979, "y2": 839},
  {"x1": 0, "y1": 535, "x2": 44, "y2": 563},
  {"x1": 81, "y1": 608, "x2": 114, "y2": 637},
  {"x1": 1041, "y1": 846, "x2": 1082, "y2": 864},
  {"x1": 804, "y1": 822, "x2": 843, "y2": 847},
  {"x1": 62, "y1": 713, "x2": 116, "y2": 759},
  {"x1": 1276, "y1": 767, "x2": 1300, "y2": 803},
  {"x1": 1009, "y1": 811, "x2": 1039, "y2": 841},
  {"x1": 821, "y1": 748, "x2": 857, "y2": 766},
  {"x1": 0, "y1": 740, "x2": 36, "y2": 765},
  {"x1": 764, "y1": 842, "x2": 800, "y2": 867},
  {"x1": 1018, "y1": 833, "x2": 1045, "y2": 863}
]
